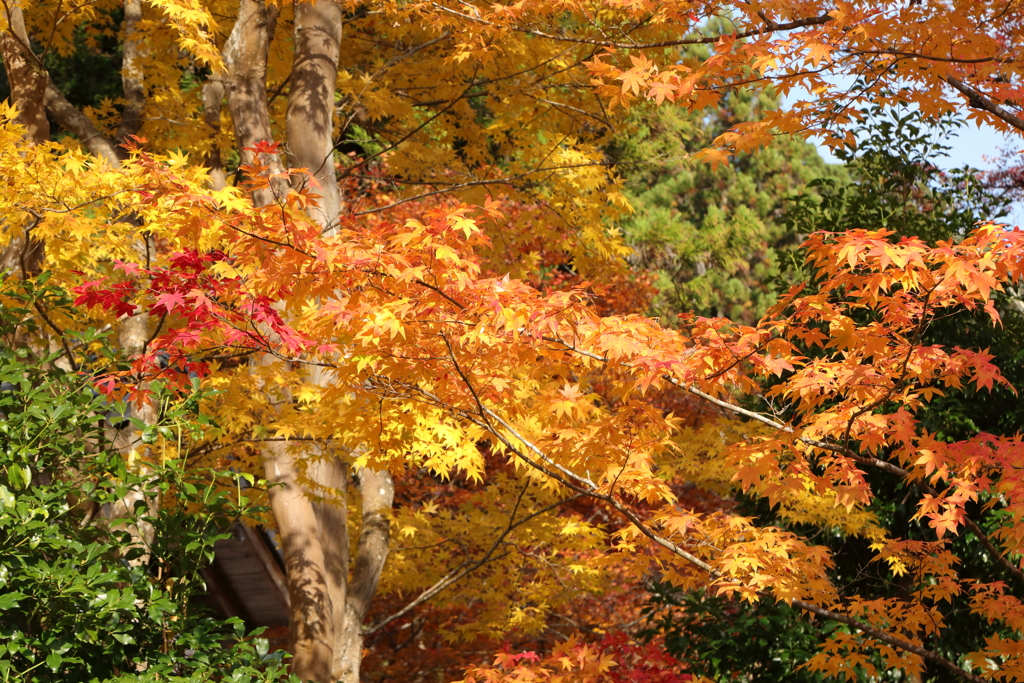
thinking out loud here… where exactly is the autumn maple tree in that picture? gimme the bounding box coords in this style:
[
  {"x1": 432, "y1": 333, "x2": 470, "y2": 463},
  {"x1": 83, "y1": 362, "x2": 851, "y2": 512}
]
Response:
[{"x1": 3, "y1": 1, "x2": 1024, "y2": 683}]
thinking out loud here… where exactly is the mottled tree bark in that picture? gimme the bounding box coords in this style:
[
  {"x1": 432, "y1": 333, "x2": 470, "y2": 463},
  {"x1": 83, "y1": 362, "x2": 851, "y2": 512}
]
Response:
[
  {"x1": 115, "y1": 0, "x2": 145, "y2": 143},
  {"x1": 0, "y1": 1, "x2": 47, "y2": 275},
  {"x1": 285, "y1": 9, "x2": 396, "y2": 680},
  {"x1": 223, "y1": 6, "x2": 348, "y2": 679},
  {"x1": 310, "y1": 453, "x2": 351, "y2": 681},
  {"x1": 263, "y1": 446, "x2": 337, "y2": 683},
  {"x1": 202, "y1": 79, "x2": 228, "y2": 190},
  {"x1": 279, "y1": 7, "x2": 393, "y2": 681},
  {"x1": 222, "y1": 0, "x2": 284, "y2": 205},
  {"x1": 286, "y1": 0, "x2": 343, "y2": 232},
  {"x1": 338, "y1": 468, "x2": 394, "y2": 682},
  {"x1": 0, "y1": 2, "x2": 47, "y2": 141}
]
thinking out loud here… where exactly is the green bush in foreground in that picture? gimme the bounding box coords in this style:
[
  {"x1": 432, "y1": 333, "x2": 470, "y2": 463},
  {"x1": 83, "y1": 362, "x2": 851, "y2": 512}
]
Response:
[{"x1": 0, "y1": 276, "x2": 293, "y2": 683}]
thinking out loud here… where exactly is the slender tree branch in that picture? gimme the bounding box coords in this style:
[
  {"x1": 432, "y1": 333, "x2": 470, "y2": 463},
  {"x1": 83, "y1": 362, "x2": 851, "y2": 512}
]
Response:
[
  {"x1": 790, "y1": 599, "x2": 985, "y2": 683},
  {"x1": 44, "y1": 78, "x2": 121, "y2": 165},
  {"x1": 351, "y1": 162, "x2": 609, "y2": 216},
  {"x1": 363, "y1": 488, "x2": 582, "y2": 635},
  {"x1": 390, "y1": 377, "x2": 984, "y2": 683},
  {"x1": 430, "y1": 4, "x2": 834, "y2": 50},
  {"x1": 946, "y1": 76, "x2": 1024, "y2": 133},
  {"x1": 540, "y1": 336, "x2": 1024, "y2": 587}
]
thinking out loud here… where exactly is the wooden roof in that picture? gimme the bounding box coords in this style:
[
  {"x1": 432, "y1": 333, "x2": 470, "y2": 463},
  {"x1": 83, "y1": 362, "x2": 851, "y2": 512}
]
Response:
[{"x1": 202, "y1": 522, "x2": 290, "y2": 627}]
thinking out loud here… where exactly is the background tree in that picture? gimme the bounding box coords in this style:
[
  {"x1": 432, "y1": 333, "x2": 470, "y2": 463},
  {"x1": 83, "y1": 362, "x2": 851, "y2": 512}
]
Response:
[
  {"x1": 607, "y1": 18, "x2": 847, "y2": 324},
  {"x1": 613, "y1": 93, "x2": 844, "y2": 323}
]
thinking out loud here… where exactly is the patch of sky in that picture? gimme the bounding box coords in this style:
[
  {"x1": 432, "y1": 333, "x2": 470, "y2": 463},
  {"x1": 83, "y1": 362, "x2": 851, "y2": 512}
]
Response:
[{"x1": 781, "y1": 84, "x2": 1024, "y2": 226}]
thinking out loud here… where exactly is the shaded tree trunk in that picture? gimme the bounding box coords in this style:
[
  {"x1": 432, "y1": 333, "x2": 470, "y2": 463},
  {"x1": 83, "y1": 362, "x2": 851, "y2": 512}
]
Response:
[
  {"x1": 115, "y1": 0, "x2": 145, "y2": 143},
  {"x1": 202, "y1": 79, "x2": 228, "y2": 190},
  {"x1": 222, "y1": 0, "x2": 284, "y2": 205},
  {"x1": 219, "y1": 5, "x2": 394, "y2": 681},
  {"x1": 0, "y1": 1, "x2": 47, "y2": 275},
  {"x1": 286, "y1": 0, "x2": 344, "y2": 231},
  {"x1": 310, "y1": 453, "x2": 351, "y2": 681},
  {"x1": 263, "y1": 446, "x2": 338, "y2": 683},
  {"x1": 285, "y1": 9, "x2": 395, "y2": 680},
  {"x1": 338, "y1": 468, "x2": 393, "y2": 682},
  {"x1": 0, "y1": 3, "x2": 47, "y2": 142}
]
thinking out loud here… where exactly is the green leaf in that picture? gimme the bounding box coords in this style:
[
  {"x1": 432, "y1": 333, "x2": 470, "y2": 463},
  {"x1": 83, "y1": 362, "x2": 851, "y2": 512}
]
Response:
[
  {"x1": 6, "y1": 465, "x2": 29, "y2": 491},
  {"x1": 0, "y1": 592, "x2": 26, "y2": 610}
]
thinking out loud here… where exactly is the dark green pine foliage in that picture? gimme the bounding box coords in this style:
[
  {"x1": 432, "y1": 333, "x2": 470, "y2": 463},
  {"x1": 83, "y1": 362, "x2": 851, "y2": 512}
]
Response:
[
  {"x1": 642, "y1": 109, "x2": 1024, "y2": 683},
  {"x1": 611, "y1": 84, "x2": 847, "y2": 323},
  {"x1": 0, "y1": 276, "x2": 293, "y2": 683}
]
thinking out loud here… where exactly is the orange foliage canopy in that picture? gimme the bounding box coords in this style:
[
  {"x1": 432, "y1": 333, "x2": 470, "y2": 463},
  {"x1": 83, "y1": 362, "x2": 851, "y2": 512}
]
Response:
[
  {"x1": 58, "y1": 131, "x2": 1024, "y2": 681},
  {"x1": 6, "y1": 0, "x2": 1024, "y2": 680}
]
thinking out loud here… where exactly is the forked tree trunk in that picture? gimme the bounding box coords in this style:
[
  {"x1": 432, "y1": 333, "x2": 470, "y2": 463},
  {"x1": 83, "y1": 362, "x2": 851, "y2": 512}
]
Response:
[
  {"x1": 219, "y1": 3, "x2": 395, "y2": 679},
  {"x1": 222, "y1": 4, "x2": 348, "y2": 668},
  {"x1": 287, "y1": 8, "x2": 395, "y2": 680}
]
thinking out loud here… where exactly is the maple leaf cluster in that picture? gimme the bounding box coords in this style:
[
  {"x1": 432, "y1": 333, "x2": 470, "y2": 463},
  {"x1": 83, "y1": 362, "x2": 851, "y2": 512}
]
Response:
[
  {"x1": 6, "y1": 0, "x2": 1024, "y2": 678},
  {"x1": 16, "y1": 110, "x2": 1018, "y2": 679}
]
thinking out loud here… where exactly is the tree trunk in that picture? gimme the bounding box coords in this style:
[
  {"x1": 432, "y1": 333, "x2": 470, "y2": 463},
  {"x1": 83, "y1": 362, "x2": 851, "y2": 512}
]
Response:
[
  {"x1": 337, "y1": 468, "x2": 394, "y2": 683},
  {"x1": 263, "y1": 445, "x2": 338, "y2": 683},
  {"x1": 222, "y1": 0, "x2": 284, "y2": 205},
  {"x1": 208, "y1": 4, "x2": 391, "y2": 679},
  {"x1": 222, "y1": 6, "x2": 350, "y2": 679},
  {"x1": 115, "y1": 0, "x2": 145, "y2": 143},
  {"x1": 286, "y1": 0, "x2": 343, "y2": 232},
  {"x1": 0, "y1": 2, "x2": 48, "y2": 142},
  {"x1": 202, "y1": 79, "x2": 228, "y2": 190},
  {"x1": 0, "y1": 1, "x2": 47, "y2": 275},
  {"x1": 311, "y1": 453, "x2": 351, "y2": 682},
  {"x1": 284, "y1": 10, "x2": 396, "y2": 680}
]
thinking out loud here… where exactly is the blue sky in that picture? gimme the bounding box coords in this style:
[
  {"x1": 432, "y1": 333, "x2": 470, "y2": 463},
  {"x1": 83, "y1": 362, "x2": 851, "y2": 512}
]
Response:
[
  {"x1": 808, "y1": 120, "x2": 1024, "y2": 226},
  {"x1": 812, "y1": 123, "x2": 1019, "y2": 170},
  {"x1": 778, "y1": 77, "x2": 1024, "y2": 225},
  {"x1": 934, "y1": 125, "x2": 1019, "y2": 171}
]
